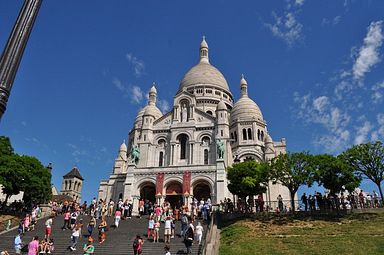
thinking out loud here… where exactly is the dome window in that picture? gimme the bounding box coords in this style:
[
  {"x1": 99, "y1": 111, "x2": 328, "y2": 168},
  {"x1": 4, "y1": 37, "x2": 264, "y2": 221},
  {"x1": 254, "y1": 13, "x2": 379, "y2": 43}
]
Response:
[
  {"x1": 242, "y1": 129, "x2": 247, "y2": 140},
  {"x1": 248, "y1": 128, "x2": 252, "y2": 140}
]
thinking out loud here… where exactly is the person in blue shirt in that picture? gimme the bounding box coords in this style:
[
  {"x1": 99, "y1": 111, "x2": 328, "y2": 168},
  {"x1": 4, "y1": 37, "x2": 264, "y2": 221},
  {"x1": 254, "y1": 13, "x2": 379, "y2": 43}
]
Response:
[{"x1": 14, "y1": 233, "x2": 22, "y2": 255}]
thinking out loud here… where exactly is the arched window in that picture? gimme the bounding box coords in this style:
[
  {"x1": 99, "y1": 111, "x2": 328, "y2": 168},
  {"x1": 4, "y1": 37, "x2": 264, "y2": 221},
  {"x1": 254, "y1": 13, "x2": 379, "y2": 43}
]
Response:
[
  {"x1": 257, "y1": 129, "x2": 260, "y2": 140},
  {"x1": 234, "y1": 131, "x2": 238, "y2": 142},
  {"x1": 178, "y1": 134, "x2": 189, "y2": 160},
  {"x1": 69, "y1": 181, "x2": 72, "y2": 190},
  {"x1": 261, "y1": 131, "x2": 264, "y2": 141},
  {"x1": 206, "y1": 110, "x2": 213, "y2": 115},
  {"x1": 248, "y1": 128, "x2": 252, "y2": 140},
  {"x1": 158, "y1": 139, "x2": 166, "y2": 147},
  {"x1": 242, "y1": 129, "x2": 247, "y2": 140},
  {"x1": 159, "y1": 151, "x2": 164, "y2": 167},
  {"x1": 65, "y1": 180, "x2": 68, "y2": 190},
  {"x1": 202, "y1": 136, "x2": 210, "y2": 145},
  {"x1": 204, "y1": 149, "x2": 209, "y2": 165}
]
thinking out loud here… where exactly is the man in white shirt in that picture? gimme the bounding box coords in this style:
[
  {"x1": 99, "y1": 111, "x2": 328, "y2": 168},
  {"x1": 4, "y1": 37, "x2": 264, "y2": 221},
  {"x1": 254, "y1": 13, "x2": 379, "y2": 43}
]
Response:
[{"x1": 164, "y1": 216, "x2": 172, "y2": 244}]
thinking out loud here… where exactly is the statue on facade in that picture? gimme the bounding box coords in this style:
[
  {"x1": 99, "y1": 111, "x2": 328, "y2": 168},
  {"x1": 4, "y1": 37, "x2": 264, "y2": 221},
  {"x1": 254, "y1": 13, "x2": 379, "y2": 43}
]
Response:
[
  {"x1": 130, "y1": 145, "x2": 140, "y2": 164},
  {"x1": 216, "y1": 139, "x2": 225, "y2": 159},
  {"x1": 181, "y1": 104, "x2": 188, "y2": 122}
]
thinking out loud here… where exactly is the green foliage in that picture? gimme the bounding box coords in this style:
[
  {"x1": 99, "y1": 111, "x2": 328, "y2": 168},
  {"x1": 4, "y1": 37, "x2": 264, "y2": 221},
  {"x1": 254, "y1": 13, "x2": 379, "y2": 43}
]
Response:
[
  {"x1": 313, "y1": 154, "x2": 361, "y2": 195},
  {"x1": 21, "y1": 155, "x2": 52, "y2": 204},
  {"x1": 342, "y1": 141, "x2": 384, "y2": 200},
  {"x1": 269, "y1": 152, "x2": 314, "y2": 211},
  {"x1": 0, "y1": 136, "x2": 14, "y2": 156},
  {"x1": 227, "y1": 161, "x2": 269, "y2": 198},
  {"x1": 0, "y1": 136, "x2": 52, "y2": 205}
]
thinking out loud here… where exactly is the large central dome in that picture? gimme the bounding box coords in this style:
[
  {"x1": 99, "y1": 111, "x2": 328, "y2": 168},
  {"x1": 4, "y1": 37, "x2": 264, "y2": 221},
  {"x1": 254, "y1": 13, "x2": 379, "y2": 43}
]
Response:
[
  {"x1": 177, "y1": 38, "x2": 233, "y2": 104},
  {"x1": 179, "y1": 62, "x2": 230, "y2": 92}
]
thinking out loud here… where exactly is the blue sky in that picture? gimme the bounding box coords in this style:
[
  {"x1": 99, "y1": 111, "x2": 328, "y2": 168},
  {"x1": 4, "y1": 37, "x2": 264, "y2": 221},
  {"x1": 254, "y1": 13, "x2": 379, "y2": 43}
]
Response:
[{"x1": 1, "y1": 0, "x2": 383, "y2": 202}]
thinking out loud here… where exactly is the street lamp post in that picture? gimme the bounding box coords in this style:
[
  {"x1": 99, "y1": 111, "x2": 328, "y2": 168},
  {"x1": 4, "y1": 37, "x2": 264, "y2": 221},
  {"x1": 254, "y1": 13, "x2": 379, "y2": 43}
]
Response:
[{"x1": 0, "y1": 0, "x2": 43, "y2": 121}]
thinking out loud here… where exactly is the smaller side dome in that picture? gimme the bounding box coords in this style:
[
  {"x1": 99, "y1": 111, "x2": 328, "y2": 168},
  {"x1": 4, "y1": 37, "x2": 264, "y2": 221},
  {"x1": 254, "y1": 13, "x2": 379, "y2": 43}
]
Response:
[
  {"x1": 143, "y1": 104, "x2": 162, "y2": 119},
  {"x1": 119, "y1": 141, "x2": 127, "y2": 152},
  {"x1": 134, "y1": 108, "x2": 145, "y2": 128},
  {"x1": 216, "y1": 100, "x2": 227, "y2": 111},
  {"x1": 264, "y1": 133, "x2": 273, "y2": 144}
]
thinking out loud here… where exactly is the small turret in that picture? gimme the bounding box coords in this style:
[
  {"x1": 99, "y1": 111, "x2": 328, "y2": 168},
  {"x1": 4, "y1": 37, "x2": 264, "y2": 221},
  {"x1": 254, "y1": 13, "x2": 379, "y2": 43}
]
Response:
[{"x1": 199, "y1": 36, "x2": 209, "y2": 64}]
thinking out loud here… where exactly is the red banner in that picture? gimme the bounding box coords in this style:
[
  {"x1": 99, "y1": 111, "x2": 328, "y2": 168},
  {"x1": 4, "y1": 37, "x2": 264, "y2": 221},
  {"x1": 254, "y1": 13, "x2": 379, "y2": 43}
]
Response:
[
  {"x1": 183, "y1": 171, "x2": 191, "y2": 196},
  {"x1": 156, "y1": 173, "x2": 164, "y2": 196}
]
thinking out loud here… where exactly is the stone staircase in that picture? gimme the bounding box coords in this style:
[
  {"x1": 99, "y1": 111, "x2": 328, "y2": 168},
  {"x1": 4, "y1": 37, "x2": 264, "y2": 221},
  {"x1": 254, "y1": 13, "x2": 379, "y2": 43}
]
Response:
[{"x1": 0, "y1": 215, "x2": 205, "y2": 254}]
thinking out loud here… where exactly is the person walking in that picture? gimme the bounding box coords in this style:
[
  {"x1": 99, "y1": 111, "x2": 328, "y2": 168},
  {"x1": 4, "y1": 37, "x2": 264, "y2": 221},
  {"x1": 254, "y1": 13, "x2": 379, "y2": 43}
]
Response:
[
  {"x1": 87, "y1": 216, "x2": 96, "y2": 237},
  {"x1": 27, "y1": 236, "x2": 39, "y2": 255},
  {"x1": 83, "y1": 237, "x2": 95, "y2": 254},
  {"x1": 195, "y1": 222, "x2": 204, "y2": 245},
  {"x1": 98, "y1": 217, "x2": 108, "y2": 244},
  {"x1": 70, "y1": 225, "x2": 81, "y2": 251},
  {"x1": 147, "y1": 216, "x2": 155, "y2": 240},
  {"x1": 14, "y1": 233, "x2": 23, "y2": 255},
  {"x1": 184, "y1": 223, "x2": 194, "y2": 254},
  {"x1": 45, "y1": 216, "x2": 53, "y2": 240},
  {"x1": 133, "y1": 235, "x2": 144, "y2": 255},
  {"x1": 114, "y1": 209, "x2": 122, "y2": 228},
  {"x1": 154, "y1": 221, "x2": 160, "y2": 243}
]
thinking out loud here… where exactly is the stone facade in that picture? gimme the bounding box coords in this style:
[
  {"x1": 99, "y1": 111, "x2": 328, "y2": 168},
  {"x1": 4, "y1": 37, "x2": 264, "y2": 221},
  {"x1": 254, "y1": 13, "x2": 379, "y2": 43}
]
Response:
[
  {"x1": 60, "y1": 167, "x2": 83, "y2": 203},
  {"x1": 98, "y1": 38, "x2": 291, "y2": 213}
]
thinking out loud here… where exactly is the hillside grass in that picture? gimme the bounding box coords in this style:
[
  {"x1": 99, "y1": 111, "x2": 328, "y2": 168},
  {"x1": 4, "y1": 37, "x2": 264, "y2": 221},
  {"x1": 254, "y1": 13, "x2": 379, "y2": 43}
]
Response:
[{"x1": 219, "y1": 211, "x2": 384, "y2": 255}]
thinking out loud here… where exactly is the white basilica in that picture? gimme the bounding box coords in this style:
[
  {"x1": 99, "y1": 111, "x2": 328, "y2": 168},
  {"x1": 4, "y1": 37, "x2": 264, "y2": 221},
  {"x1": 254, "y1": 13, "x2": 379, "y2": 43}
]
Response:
[{"x1": 98, "y1": 38, "x2": 290, "y2": 212}]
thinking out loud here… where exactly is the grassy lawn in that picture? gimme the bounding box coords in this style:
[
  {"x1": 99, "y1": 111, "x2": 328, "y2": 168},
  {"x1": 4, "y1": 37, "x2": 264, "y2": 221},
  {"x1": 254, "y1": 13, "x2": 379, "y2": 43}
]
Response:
[{"x1": 219, "y1": 211, "x2": 384, "y2": 255}]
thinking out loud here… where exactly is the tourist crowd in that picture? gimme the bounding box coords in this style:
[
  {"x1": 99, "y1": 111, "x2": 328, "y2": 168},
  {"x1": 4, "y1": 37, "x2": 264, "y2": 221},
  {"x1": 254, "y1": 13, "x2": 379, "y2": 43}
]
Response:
[{"x1": 3, "y1": 197, "x2": 211, "y2": 255}]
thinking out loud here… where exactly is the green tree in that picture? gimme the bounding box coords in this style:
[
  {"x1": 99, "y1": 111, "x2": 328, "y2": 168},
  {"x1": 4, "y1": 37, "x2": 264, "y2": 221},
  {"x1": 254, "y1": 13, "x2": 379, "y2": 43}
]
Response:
[
  {"x1": 313, "y1": 154, "x2": 361, "y2": 195},
  {"x1": 269, "y1": 152, "x2": 314, "y2": 212},
  {"x1": 0, "y1": 136, "x2": 14, "y2": 155},
  {"x1": 342, "y1": 141, "x2": 384, "y2": 201},
  {"x1": 21, "y1": 155, "x2": 52, "y2": 205},
  {"x1": 227, "y1": 161, "x2": 269, "y2": 203},
  {"x1": 0, "y1": 136, "x2": 27, "y2": 204},
  {"x1": 0, "y1": 136, "x2": 52, "y2": 205}
]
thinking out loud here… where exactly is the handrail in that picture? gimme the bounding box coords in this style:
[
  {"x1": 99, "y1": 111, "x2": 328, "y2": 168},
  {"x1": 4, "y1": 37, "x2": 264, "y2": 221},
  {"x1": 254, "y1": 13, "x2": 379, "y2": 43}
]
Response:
[{"x1": 200, "y1": 208, "x2": 217, "y2": 255}]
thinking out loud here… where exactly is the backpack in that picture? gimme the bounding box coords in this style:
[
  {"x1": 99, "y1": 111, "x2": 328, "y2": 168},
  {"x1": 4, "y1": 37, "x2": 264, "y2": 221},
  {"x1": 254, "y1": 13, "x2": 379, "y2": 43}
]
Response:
[{"x1": 133, "y1": 238, "x2": 139, "y2": 250}]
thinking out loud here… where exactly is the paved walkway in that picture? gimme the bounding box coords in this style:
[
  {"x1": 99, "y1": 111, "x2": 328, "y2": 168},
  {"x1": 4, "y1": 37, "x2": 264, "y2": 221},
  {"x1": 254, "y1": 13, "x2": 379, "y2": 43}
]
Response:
[{"x1": 0, "y1": 214, "x2": 205, "y2": 255}]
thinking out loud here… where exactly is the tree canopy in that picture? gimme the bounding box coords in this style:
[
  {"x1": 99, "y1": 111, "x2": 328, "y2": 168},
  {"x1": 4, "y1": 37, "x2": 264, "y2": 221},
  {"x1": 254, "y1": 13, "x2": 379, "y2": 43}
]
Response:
[
  {"x1": 227, "y1": 160, "x2": 269, "y2": 199},
  {"x1": 0, "y1": 136, "x2": 52, "y2": 205},
  {"x1": 342, "y1": 141, "x2": 384, "y2": 201},
  {"x1": 269, "y1": 152, "x2": 314, "y2": 212},
  {"x1": 313, "y1": 154, "x2": 361, "y2": 195}
]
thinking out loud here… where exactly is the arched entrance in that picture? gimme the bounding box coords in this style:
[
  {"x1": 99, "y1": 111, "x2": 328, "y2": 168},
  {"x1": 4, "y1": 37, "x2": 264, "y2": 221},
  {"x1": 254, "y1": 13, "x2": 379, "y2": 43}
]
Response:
[
  {"x1": 140, "y1": 182, "x2": 156, "y2": 204},
  {"x1": 165, "y1": 181, "x2": 183, "y2": 209},
  {"x1": 193, "y1": 181, "x2": 211, "y2": 202}
]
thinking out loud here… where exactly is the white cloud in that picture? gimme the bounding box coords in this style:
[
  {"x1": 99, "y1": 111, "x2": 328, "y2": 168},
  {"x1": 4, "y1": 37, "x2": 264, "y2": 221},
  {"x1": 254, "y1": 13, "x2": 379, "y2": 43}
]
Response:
[
  {"x1": 352, "y1": 21, "x2": 383, "y2": 80},
  {"x1": 354, "y1": 121, "x2": 373, "y2": 144},
  {"x1": 295, "y1": 0, "x2": 305, "y2": 6},
  {"x1": 371, "y1": 113, "x2": 384, "y2": 140},
  {"x1": 126, "y1": 53, "x2": 145, "y2": 77},
  {"x1": 265, "y1": 11, "x2": 303, "y2": 47},
  {"x1": 371, "y1": 80, "x2": 384, "y2": 104},
  {"x1": 113, "y1": 78, "x2": 125, "y2": 92},
  {"x1": 312, "y1": 96, "x2": 329, "y2": 112},
  {"x1": 158, "y1": 99, "x2": 170, "y2": 114},
  {"x1": 293, "y1": 93, "x2": 351, "y2": 153},
  {"x1": 131, "y1": 85, "x2": 144, "y2": 104}
]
